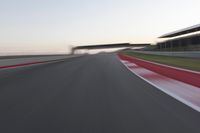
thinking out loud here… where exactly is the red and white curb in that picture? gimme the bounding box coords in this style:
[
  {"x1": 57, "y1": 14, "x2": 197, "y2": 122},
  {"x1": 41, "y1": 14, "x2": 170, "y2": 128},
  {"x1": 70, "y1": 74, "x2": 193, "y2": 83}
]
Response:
[
  {"x1": 0, "y1": 59, "x2": 65, "y2": 70},
  {"x1": 119, "y1": 59, "x2": 200, "y2": 112}
]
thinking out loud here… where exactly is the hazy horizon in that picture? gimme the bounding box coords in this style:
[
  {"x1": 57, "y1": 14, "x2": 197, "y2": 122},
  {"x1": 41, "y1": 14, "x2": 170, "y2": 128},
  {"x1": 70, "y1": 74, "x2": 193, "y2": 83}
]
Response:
[{"x1": 0, "y1": 0, "x2": 200, "y2": 55}]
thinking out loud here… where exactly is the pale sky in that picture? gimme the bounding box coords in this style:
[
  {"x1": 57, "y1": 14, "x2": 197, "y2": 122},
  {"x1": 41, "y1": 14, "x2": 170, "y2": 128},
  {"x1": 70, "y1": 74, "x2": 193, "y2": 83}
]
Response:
[{"x1": 0, "y1": 0, "x2": 200, "y2": 55}]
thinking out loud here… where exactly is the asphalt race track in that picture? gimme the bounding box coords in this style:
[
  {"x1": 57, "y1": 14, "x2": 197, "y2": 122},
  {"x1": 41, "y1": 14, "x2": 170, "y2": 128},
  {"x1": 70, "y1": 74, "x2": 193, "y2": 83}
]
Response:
[{"x1": 0, "y1": 53, "x2": 199, "y2": 133}]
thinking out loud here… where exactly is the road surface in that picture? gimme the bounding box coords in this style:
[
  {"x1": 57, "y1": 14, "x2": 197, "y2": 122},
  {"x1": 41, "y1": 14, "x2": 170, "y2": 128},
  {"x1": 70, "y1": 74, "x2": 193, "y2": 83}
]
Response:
[{"x1": 0, "y1": 53, "x2": 199, "y2": 133}]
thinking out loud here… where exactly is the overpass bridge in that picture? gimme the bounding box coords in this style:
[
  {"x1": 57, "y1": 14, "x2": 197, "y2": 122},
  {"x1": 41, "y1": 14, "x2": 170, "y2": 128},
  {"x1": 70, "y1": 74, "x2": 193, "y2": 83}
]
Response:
[{"x1": 72, "y1": 43, "x2": 150, "y2": 54}]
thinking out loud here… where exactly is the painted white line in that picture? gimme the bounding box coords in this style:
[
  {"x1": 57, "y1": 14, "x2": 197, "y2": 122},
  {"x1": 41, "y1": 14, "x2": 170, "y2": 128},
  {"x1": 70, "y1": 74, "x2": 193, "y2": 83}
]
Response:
[
  {"x1": 131, "y1": 68, "x2": 155, "y2": 75},
  {"x1": 126, "y1": 63, "x2": 137, "y2": 67},
  {"x1": 121, "y1": 60, "x2": 129, "y2": 64},
  {"x1": 119, "y1": 60, "x2": 200, "y2": 112}
]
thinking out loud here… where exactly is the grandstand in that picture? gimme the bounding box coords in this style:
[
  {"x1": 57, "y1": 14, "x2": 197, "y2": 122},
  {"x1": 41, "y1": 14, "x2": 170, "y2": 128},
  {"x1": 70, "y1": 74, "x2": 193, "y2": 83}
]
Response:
[{"x1": 157, "y1": 24, "x2": 200, "y2": 51}]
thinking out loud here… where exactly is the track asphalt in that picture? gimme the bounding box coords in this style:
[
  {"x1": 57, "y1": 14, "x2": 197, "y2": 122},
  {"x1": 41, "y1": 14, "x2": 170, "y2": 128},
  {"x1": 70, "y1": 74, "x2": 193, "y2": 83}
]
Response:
[{"x1": 0, "y1": 53, "x2": 199, "y2": 133}]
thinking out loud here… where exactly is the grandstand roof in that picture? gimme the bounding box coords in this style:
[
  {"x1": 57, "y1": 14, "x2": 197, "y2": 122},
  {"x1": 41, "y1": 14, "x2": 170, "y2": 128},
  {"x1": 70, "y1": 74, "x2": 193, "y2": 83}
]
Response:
[{"x1": 159, "y1": 24, "x2": 200, "y2": 38}]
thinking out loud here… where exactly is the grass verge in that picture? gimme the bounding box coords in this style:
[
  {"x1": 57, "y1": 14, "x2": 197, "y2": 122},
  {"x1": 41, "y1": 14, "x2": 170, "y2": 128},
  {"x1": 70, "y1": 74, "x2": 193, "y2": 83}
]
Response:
[{"x1": 121, "y1": 51, "x2": 200, "y2": 72}]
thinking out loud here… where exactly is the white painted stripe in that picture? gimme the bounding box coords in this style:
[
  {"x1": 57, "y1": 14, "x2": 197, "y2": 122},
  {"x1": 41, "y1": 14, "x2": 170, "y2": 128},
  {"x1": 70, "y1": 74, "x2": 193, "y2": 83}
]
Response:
[
  {"x1": 126, "y1": 63, "x2": 137, "y2": 67},
  {"x1": 130, "y1": 67, "x2": 155, "y2": 75},
  {"x1": 121, "y1": 60, "x2": 129, "y2": 64}
]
